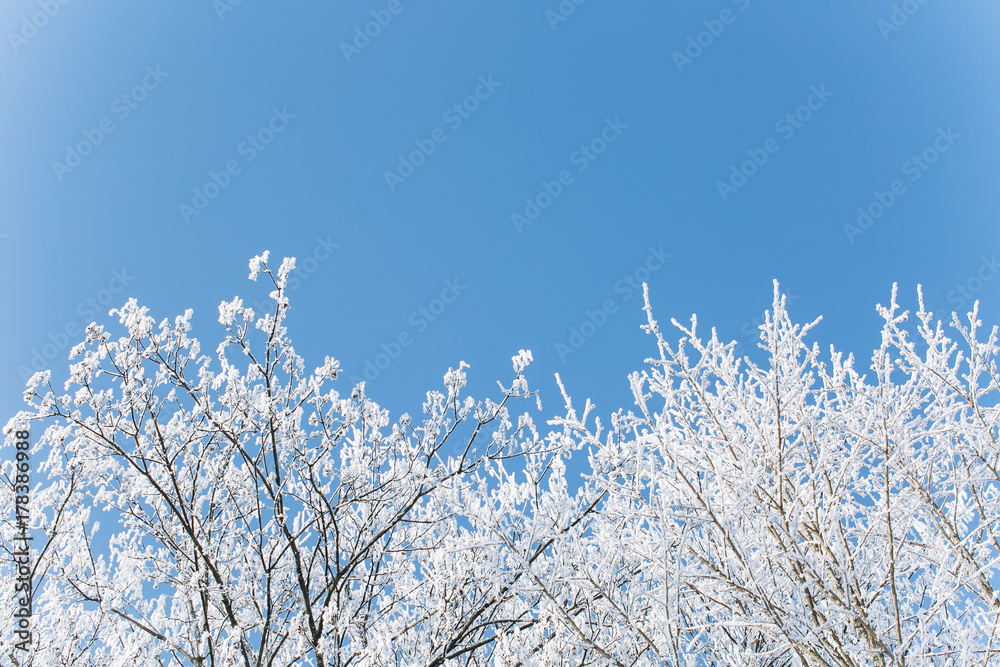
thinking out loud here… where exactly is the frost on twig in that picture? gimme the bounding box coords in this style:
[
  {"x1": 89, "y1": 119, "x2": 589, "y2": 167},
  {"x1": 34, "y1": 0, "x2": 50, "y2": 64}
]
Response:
[{"x1": 3, "y1": 259, "x2": 998, "y2": 666}]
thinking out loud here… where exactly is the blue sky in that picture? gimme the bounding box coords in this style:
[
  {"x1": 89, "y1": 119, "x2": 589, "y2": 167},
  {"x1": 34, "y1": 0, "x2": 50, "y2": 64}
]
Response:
[{"x1": 2, "y1": 0, "x2": 999, "y2": 424}]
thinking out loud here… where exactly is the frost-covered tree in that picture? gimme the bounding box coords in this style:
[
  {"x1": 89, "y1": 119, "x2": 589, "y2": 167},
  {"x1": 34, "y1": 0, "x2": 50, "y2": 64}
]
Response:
[
  {"x1": 516, "y1": 285, "x2": 1000, "y2": 666},
  {"x1": 1, "y1": 254, "x2": 569, "y2": 667},
  {"x1": 4, "y1": 254, "x2": 998, "y2": 666}
]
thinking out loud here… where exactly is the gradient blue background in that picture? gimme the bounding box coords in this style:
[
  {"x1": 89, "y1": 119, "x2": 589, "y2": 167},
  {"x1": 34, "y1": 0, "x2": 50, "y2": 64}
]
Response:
[{"x1": 2, "y1": 1, "x2": 999, "y2": 425}]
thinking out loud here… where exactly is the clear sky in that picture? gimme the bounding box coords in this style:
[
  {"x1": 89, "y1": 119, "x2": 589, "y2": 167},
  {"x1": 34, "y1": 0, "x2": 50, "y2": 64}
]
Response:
[{"x1": 2, "y1": 0, "x2": 999, "y2": 425}]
